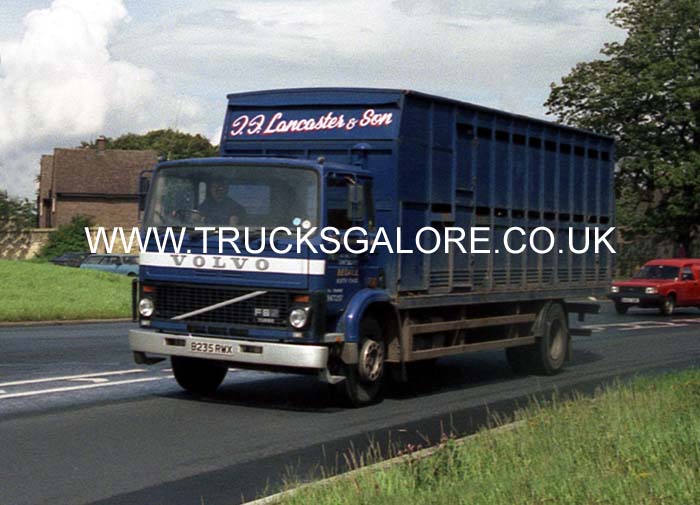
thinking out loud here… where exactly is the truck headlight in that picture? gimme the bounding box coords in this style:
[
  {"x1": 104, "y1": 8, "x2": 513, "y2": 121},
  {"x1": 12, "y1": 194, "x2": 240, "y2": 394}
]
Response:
[
  {"x1": 610, "y1": 286, "x2": 620, "y2": 293},
  {"x1": 139, "y1": 297, "x2": 155, "y2": 318},
  {"x1": 645, "y1": 287, "x2": 658, "y2": 294},
  {"x1": 289, "y1": 307, "x2": 310, "y2": 329}
]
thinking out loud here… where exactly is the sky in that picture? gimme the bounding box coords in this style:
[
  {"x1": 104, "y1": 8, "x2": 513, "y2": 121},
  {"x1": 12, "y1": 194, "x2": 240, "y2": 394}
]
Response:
[{"x1": 0, "y1": 0, "x2": 624, "y2": 199}]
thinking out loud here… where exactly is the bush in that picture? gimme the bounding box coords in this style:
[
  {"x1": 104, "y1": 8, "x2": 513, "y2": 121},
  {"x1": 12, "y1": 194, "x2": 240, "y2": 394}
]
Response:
[{"x1": 37, "y1": 215, "x2": 94, "y2": 259}]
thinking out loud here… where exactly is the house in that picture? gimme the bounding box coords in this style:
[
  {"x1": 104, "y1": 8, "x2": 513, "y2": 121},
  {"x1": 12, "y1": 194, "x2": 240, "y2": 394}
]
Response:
[{"x1": 37, "y1": 137, "x2": 157, "y2": 229}]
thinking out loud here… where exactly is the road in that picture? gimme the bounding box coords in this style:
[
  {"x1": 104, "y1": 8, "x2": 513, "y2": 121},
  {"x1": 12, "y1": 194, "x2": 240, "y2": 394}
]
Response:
[{"x1": 1, "y1": 303, "x2": 699, "y2": 505}]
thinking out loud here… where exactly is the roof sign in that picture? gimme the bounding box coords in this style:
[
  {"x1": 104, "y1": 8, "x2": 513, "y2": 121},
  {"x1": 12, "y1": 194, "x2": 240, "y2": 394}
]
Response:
[{"x1": 226, "y1": 108, "x2": 398, "y2": 140}]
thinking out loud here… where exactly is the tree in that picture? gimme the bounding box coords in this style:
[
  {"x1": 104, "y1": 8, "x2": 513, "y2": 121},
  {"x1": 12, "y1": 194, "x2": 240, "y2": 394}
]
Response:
[
  {"x1": 82, "y1": 129, "x2": 218, "y2": 160},
  {"x1": 545, "y1": 0, "x2": 700, "y2": 254},
  {"x1": 0, "y1": 191, "x2": 36, "y2": 229}
]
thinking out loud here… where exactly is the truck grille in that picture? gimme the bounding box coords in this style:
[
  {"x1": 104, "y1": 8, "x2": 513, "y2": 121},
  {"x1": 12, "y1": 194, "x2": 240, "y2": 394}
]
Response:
[
  {"x1": 151, "y1": 283, "x2": 292, "y2": 328},
  {"x1": 619, "y1": 286, "x2": 646, "y2": 296}
]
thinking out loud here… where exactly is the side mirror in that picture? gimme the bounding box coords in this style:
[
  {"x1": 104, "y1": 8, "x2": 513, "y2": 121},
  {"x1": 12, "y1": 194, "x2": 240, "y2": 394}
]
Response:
[
  {"x1": 346, "y1": 184, "x2": 365, "y2": 222},
  {"x1": 138, "y1": 174, "x2": 151, "y2": 212}
]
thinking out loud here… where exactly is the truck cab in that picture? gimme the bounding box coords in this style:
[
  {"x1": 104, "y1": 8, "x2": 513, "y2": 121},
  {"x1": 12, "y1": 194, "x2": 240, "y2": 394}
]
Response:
[{"x1": 132, "y1": 155, "x2": 387, "y2": 404}]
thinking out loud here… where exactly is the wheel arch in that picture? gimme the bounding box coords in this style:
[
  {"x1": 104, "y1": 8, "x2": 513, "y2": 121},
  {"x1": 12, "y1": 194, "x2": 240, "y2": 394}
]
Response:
[{"x1": 337, "y1": 289, "x2": 399, "y2": 345}]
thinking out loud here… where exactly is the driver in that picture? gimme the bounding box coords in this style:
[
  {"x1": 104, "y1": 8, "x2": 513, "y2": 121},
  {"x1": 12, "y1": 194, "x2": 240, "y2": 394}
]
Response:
[{"x1": 197, "y1": 177, "x2": 246, "y2": 226}]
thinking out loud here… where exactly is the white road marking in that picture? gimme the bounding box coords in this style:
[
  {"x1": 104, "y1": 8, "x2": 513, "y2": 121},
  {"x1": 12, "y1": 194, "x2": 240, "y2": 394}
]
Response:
[
  {"x1": 585, "y1": 318, "x2": 700, "y2": 333},
  {"x1": 0, "y1": 377, "x2": 163, "y2": 400},
  {"x1": 0, "y1": 369, "x2": 146, "y2": 388},
  {"x1": 68, "y1": 377, "x2": 109, "y2": 384}
]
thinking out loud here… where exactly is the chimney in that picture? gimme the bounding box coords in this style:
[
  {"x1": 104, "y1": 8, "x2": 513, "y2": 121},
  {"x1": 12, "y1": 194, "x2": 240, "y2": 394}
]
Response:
[{"x1": 96, "y1": 136, "x2": 107, "y2": 152}]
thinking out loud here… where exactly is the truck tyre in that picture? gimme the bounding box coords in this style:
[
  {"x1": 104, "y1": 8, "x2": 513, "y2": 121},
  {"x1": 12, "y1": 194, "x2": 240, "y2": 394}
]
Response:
[
  {"x1": 340, "y1": 317, "x2": 385, "y2": 407},
  {"x1": 171, "y1": 356, "x2": 228, "y2": 395},
  {"x1": 505, "y1": 301, "x2": 568, "y2": 376},
  {"x1": 614, "y1": 302, "x2": 629, "y2": 315},
  {"x1": 659, "y1": 295, "x2": 675, "y2": 316}
]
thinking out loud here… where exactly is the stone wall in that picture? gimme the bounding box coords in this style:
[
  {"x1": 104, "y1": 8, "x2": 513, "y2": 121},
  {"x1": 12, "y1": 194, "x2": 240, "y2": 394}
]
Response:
[
  {"x1": 0, "y1": 228, "x2": 54, "y2": 260},
  {"x1": 0, "y1": 225, "x2": 134, "y2": 260}
]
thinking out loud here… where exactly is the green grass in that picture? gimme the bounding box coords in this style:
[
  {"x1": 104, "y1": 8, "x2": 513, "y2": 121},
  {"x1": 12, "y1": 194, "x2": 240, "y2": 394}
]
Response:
[
  {"x1": 0, "y1": 259, "x2": 132, "y2": 321},
  {"x1": 282, "y1": 370, "x2": 700, "y2": 505}
]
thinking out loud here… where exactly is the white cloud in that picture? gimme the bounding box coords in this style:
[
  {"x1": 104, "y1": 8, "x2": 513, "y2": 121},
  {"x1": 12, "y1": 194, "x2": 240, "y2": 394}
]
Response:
[
  {"x1": 0, "y1": 0, "x2": 625, "y2": 198},
  {"x1": 113, "y1": 0, "x2": 622, "y2": 118},
  {"x1": 0, "y1": 0, "x2": 205, "y2": 198}
]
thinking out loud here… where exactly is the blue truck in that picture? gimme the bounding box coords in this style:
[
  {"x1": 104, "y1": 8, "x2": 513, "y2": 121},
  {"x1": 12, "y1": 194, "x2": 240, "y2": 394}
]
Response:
[{"x1": 129, "y1": 88, "x2": 615, "y2": 406}]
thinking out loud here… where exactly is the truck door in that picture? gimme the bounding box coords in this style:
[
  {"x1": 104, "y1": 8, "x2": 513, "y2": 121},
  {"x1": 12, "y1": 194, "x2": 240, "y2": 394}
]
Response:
[
  {"x1": 678, "y1": 265, "x2": 698, "y2": 305},
  {"x1": 689, "y1": 266, "x2": 700, "y2": 304},
  {"x1": 324, "y1": 175, "x2": 376, "y2": 310}
]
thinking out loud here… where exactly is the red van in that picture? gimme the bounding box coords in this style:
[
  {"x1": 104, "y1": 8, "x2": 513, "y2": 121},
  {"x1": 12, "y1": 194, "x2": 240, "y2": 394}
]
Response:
[{"x1": 608, "y1": 259, "x2": 700, "y2": 315}]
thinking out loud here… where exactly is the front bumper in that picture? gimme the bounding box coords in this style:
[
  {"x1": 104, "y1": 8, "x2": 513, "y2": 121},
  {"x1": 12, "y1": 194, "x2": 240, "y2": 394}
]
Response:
[
  {"x1": 129, "y1": 329, "x2": 329, "y2": 370},
  {"x1": 607, "y1": 294, "x2": 663, "y2": 306}
]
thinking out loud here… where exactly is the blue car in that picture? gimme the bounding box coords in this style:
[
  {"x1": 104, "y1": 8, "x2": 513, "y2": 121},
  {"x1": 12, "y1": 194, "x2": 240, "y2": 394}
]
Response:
[{"x1": 80, "y1": 254, "x2": 139, "y2": 276}]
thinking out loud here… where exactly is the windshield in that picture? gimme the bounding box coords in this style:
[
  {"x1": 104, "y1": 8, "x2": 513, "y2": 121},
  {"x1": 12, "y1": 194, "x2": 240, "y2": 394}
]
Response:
[
  {"x1": 143, "y1": 165, "x2": 319, "y2": 229},
  {"x1": 632, "y1": 265, "x2": 679, "y2": 280}
]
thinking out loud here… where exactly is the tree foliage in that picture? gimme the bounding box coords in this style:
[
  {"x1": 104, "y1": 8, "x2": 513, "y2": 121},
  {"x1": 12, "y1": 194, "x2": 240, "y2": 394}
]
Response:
[
  {"x1": 546, "y1": 0, "x2": 700, "y2": 252},
  {"x1": 83, "y1": 129, "x2": 218, "y2": 160},
  {"x1": 0, "y1": 191, "x2": 36, "y2": 230}
]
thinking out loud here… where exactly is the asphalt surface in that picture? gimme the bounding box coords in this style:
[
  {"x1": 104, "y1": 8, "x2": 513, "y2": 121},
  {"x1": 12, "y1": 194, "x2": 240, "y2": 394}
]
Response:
[{"x1": 1, "y1": 302, "x2": 699, "y2": 505}]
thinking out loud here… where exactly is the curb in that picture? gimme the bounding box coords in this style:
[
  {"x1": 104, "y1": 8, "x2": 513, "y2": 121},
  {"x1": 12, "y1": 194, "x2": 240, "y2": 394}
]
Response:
[
  {"x1": 243, "y1": 420, "x2": 525, "y2": 505},
  {"x1": 0, "y1": 318, "x2": 133, "y2": 328}
]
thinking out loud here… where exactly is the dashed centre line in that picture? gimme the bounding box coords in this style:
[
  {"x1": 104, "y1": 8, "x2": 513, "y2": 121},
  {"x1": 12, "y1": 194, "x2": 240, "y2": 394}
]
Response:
[
  {"x1": 0, "y1": 376, "x2": 164, "y2": 400},
  {"x1": 0, "y1": 368, "x2": 177, "y2": 401},
  {"x1": 0, "y1": 367, "x2": 241, "y2": 403},
  {"x1": 0, "y1": 369, "x2": 147, "y2": 388},
  {"x1": 585, "y1": 318, "x2": 700, "y2": 333}
]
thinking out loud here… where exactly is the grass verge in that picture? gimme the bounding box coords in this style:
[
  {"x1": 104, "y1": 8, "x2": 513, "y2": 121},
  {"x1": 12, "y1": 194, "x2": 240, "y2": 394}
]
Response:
[
  {"x1": 0, "y1": 259, "x2": 132, "y2": 321},
  {"x1": 280, "y1": 369, "x2": 700, "y2": 505}
]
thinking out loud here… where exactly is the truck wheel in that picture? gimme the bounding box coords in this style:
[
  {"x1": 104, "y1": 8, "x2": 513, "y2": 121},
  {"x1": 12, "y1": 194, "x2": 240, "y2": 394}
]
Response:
[
  {"x1": 659, "y1": 295, "x2": 675, "y2": 316},
  {"x1": 171, "y1": 356, "x2": 228, "y2": 395},
  {"x1": 341, "y1": 317, "x2": 385, "y2": 407},
  {"x1": 614, "y1": 302, "x2": 629, "y2": 315},
  {"x1": 505, "y1": 302, "x2": 568, "y2": 376}
]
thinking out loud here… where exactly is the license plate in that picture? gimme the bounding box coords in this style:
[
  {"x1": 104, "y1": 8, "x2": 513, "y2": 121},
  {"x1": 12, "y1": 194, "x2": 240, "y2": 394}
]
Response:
[
  {"x1": 189, "y1": 340, "x2": 235, "y2": 356},
  {"x1": 621, "y1": 297, "x2": 639, "y2": 303}
]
